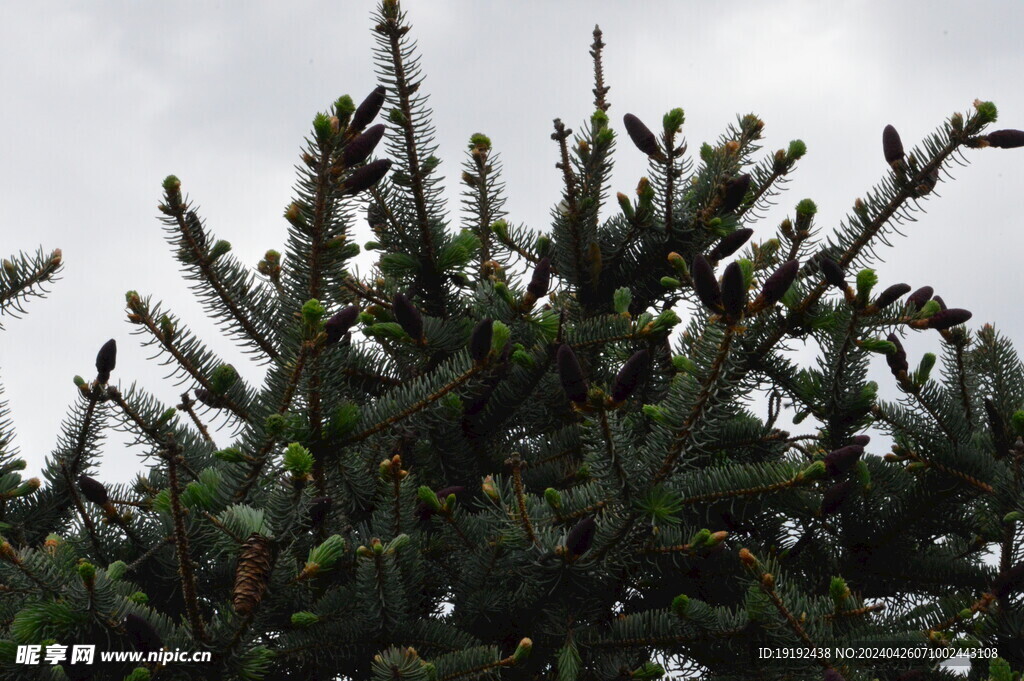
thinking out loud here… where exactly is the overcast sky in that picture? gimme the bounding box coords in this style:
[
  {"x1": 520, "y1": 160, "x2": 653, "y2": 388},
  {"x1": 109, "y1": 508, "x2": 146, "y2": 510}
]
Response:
[{"x1": 1, "y1": 0, "x2": 1023, "y2": 484}]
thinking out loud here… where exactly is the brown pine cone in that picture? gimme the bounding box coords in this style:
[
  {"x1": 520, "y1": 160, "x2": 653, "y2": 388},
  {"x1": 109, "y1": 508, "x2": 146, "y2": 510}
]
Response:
[{"x1": 233, "y1": 533, "x2": 273, "y2": 616}]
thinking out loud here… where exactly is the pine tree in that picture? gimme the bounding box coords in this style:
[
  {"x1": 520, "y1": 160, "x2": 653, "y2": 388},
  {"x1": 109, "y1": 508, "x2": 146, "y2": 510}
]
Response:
[{"x1": 2, "y1": 2, "x2": 1024, "y2": 680}]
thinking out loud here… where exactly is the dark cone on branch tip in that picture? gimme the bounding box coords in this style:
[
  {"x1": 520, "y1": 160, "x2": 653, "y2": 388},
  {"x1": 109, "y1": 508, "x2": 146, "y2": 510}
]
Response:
[
  {"x1": 325, "y1": 306, "x2": 359, "y2": 345},
  {"x1": 611, "y1": 350, "x2": 650, "y2": 403},
  {"x1": 824, "y1": 445, "x2": 863, "y2": 477},
  {"x1": 392, "y1": 292, "x2": 424, "y2": 341},
  {"x1": 556, "y1": 344, "x2": 588, "y2": 404},
  {"x1": 622, "y1": 113, "x2": 660, "y2": 157},
  {"x1": 194, "y1": 388, "x2": 221, "y2": 409},
  {"x1": 721, "y1": 262, "x2": 746, "y2": 318},
  {"x1": 77, "y1": 474, "x2": 109, "y2": 506},
  {"x1": 124, "y1": 614, "x2": 162, "y2": 653},
  {"x1": 821, "y1": 480, "x2": 855, "y2": 516},
  {"x1": 850, "y1": 435, "x2": 871, "y2": 447},
  {"x1": 96, "y1": 339, "x2": 116, "y2": 384},
  {"x1": 886, "y1": 333, "x2": 909, "y2": 377},
  {"x1": 341, "y1": 159, "x2": 392, "y2": 196},
  {"x1": 342, "y1": 124, "x2": 386, "y2": 167},
  {"x1": 350, "y1": 85, "x2": 386, "y2": 133},
  {"x1": 759, "y1": 260, "x2": 799, "y2": 306},
  {"x1": 469, "y1": 318, "x2": 493, "y2": 362},
  {"x1": 819, "y1": 257, "x2": 845, "y2": 290},
  {"x1": 875, "y1": 283, "x2": 911, "y2": 309},
  {"x1": 565, "y1": 516, "x2": 597, "y2": 558},
  {"x1": 309, "y1": 496, "x2": 331, "y2": 527},
  {"x1": 527, "y1": 257, "x2": 552, "y2": 299},
  {"x1": 691, "y1": 255, "x2": 722, "y2": 312},
  {"x1": 906, "y1": 286, "x2": 933, "y2": 310},
  {"x1": 931, "y1": 295, "x2": 947, "y2": 311},
  {"x1": 986, "y1": 129, "x2": 1024, "y2": 149},
  {"x1": 882, "y1": 124, "x2": 904, "y2": 165},
  {"x1": 720, "y1": 174, "x2": 751, "y2": 213},
  {"x1": 993, "y1": 562, "x2": 1024, "y2": 599},
  {"x1": 709, "y1": 228, "x2": 753, "y2": 260},
  {"x1": 926, "y1": 308, "x2": 971, "y2": 330},
  {"x1": 233, "y1": 533, "x2": 273, "y2": 616}
]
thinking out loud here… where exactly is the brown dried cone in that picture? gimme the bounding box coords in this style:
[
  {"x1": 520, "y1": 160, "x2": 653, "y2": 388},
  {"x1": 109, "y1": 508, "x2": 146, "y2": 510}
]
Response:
[
  {"x1": 309, "y1": 496, "x2": 332, "y2": 527},
  {"x1": 233, "y1": 533, "x2": 273, "y2": 616},
  {"x1": 95, "y1": 338, "x2": 116, "y2": 384},
  {"x1": 325, "y1": 306, "x2": 359, "y2": 345},
  {"x1": 720, "y1": 174, "x2": 751, "y2": 213},
  {"x1": 565, "y1": 515, "x2": 597, "y2": 558},
  {"x1": 469, "y1": 318, "x2": 493, "y2": 362},
  {"x1": 985, "y1": 129, "x2": 1024, "y2": 149},
  {"x1": 906, "y1": 286, "x2": 933, "y2": 310},
  {"x1": 342, "y1": 123, "x2": 386, "y2": 167},
  {"x1": 824, "y1": 445, "x2": 864, "y2": 477},
  {"x1": 341, "y1": 158, "x2": 392, "y2": 196},
  {"x1": 392, "y1": 292, "x2": 424, "y2": 342},
  {"x1": 124, "y1": 614, "x2": 163, "y2": 653},
  {"x1": 925, "y1": 308, "x2": 971, "y2": 330},
  {"x1": 882, "y1": 124, "x2": 904, "y2": 165},
  {"x1": 886, "y1": 333, "x2": 909, "y2": 378},
  {"x1": 523, "y1": 257, "x2": 551, "y2": 308},
  {"x1": 557, "y1": 344, "x2": 588, "y2": 404},
  {"x1": 720, "y1": 261, "x2": 746, "y2": 318},
  {"x1": 622, "y1": 113, "x2": 661, "y2": 158},
  {"x1": 819, "y1": 256, "x2": 845, "y2": 290},
  {"x1": 691, "y1": 254, "x2": 722, "y2": 312},
  {"x1": 821, "y1": 480, "x2": 855, "y2": 516},
  {"x1": 758, "y1": 259, "x2": 799, "y2": 306},
  {"x1": 350, "y1": 85, "x2": 386, "y2": 134},
  {"x1": 874, "y1": 283, "x2": 911, "y2": 309},
  {"x1": 611, "y1": 349, "x2": 650, "y2": 403},
  {"x1": 709, "y1": 228, "x2": 753, "y2": 260}
]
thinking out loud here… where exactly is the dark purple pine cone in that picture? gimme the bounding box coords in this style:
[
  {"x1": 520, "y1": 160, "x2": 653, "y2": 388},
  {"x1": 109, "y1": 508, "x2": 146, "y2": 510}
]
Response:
[
  {"x1": 883, "y1": 124, "x2": 904, "y2": 165},
  {"x1": 721, "y1": 261, "x2": 746, "y2": 318},
  {"x1": 821, "y1": 480, "x2": 855, "y2": 516},
  {"x1": 125, "y1": 614, "x2": 163, "y2": 653},
  {"x1": 823, "y1": 671, "x2": 847, "y2": 681},
  {"x1": 931, "y1": 295, "x2": 947, "y2": 311},
  {"x1": 906, "y1": 286, "x2": 933, "y2": 310},
  {"x1": 720, "y1": 174, "x2": 752, "y2": 213},
  {"x1": 926, "y1": 308, "x2": 971, "y2": 330},
  {"x1": 691, "y1": 255, "x2": 722, "y2": 312},
  {"x1": 392, "y1": 292, "x2": 424, "y2": 341},
  {"x1": 309, "y1": 496, "x2": 332, "y2": 527},
  {"x1": 527, "y1": 257, "x2": 552, "y2": 300},
  {"x1": 886, "y1": 333, "x2": 909, "y2": 377},
  {"x1": 95, "y1": 338, "x2": 117, "y2": 384},
  {"x1": 986, "y1": 129, "x2": 1024, "y2": 149},
  {"x1": 819, "y1": 257, "x2": 845, "y2": 290},
  {"x1": 622, "y1": 113, "x2": 660, "y2": 157},
  {"x1": 611, "y1": 350, "x2": 650, "y2": 403},
  {"x1": 565, "y1": 515, "x2": 597, "y2": 558},
  {"x1": 350, "y1": 86, "x2": 386, "y2": 134},
  {"x1": 849, "y1": 435, "x2": 871, "y2": 447},
  {"x1": 77, "y1": 474, "x2": 109, "y2": 506},
  {"x1": 325, "y1": 306, "x2": 359, "y2": 345},
  {"x1": 759, "y1": 260, "x2": 799, "y2": 306},
  {"x1": 874, "y1": 283, "x2": 911, "y2": 309},
  {"x1": 709, "y1": 228, "x2": 753, "y2": 260},
  {"x1": 342, "y1": 123, "x2": 386, "y2": 167},
  {"x1": 993, "y1": 562, "x2": 1024, "y2": 599},
  {"x1": 341, "y1": 159, "x2": 392, "y2": 196},
  {"x1": 469, "y1": 318, "x2": 493, "y2": 362},
  {"x1": 557, "y1": 344, "x2": 588, "y2": 404},
  {"x1": 824, "y1": 445, "x2": 863, "y2": 477},
  {"x1": 194, "y1": 388, "x2": 222, "y2": 409}
]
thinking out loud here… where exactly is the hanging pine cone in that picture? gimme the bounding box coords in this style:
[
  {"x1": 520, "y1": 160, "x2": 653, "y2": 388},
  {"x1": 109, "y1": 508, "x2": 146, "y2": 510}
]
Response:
[
  {"x1": 721, "y1": 261, "x2": 746, "y2": 318},
  {"x1": 325, "y1": 306, "x2": 359, "y2": 345},
  {"x1": 611, "y1": 349, "x2": 650, "y2": 403},
  {"x1": 720, "y1": 174, "x2": 751, "y2": 213},
  {"x1": 882, "y1": 124, "x2": 904, "y2": 166},
  {"x1": 341, "y1": 159, "x2": 392, "y2": 195},
  {"x1": 557, "y1": 344, "x2": 588, "y2": 404},
  {"x1": 906, "y1": 286, "x2": 933, "y2": 310},
  {"x1": 759, "y1": 260, "x2": 799, "y2": 306},
  {"x1": 392, "y1": 292, "x2": 424, "y2": 342},
  {"x1": 469, "y1": 318, "x2": 493, "y2": 362},
  {"x1": 691, "y1": 255, "x2": 722, "y2": 312},
  {"x1": 96, "y1": 339, "x2": 116, "y2": 384},
  {"x1": 985, "y1": 129, "x2": 1024, "y2": 149},
  {"x1": 622, "y1": 113, "x2": 660, "y2": 157},
  {"x1": 233, "y1": 533, "x2": 273, "y2": 616},
  {"x1": 342, "y1": 123, "x2": 386, "y2": 167},
  {"x1": 874, "y1": 283, "x2": 911, "y2": 309},
  {"x1": 124, "y1": 613, "x2": 162, "y2": 653},
  {"x1": 709, "y1": 228, "x2": 753, "y2": 260},
  {"x1": 350, "y1": 85, "x2": 387, "y2": 134},
  {"x1": 819, "y1": 257, "x2": 845, "y2": 290}
]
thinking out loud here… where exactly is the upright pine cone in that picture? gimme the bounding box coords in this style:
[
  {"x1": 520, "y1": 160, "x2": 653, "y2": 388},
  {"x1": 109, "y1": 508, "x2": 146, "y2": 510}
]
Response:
[{"x1": 233, "y1": 533, "x2": 273, "y2": 616}]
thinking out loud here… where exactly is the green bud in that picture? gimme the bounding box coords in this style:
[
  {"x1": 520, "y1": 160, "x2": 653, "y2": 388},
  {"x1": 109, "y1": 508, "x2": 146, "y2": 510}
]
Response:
[
  {"x1": 663, "y1": 107, "x2": 685, "y2": 133},
  {"x1": 128, "y1": 591, "x2": 149, "y2": 605},
  {"x1": 283, "y1": 443, "x2": 314, "y2": 476},
  {"x1": 914, "y1": 353, "x2": 936, "y2": 385},
  {"x1": 829, "y1": 576, "x2": 850, "y2": 602},
  {"x1": 302, "y1": 298, "x2": 326, "y2": 326},
  {"x1": 469, "y1": 132, "x2": 492, "y2": 150},
  {"x1": 291, "y1": 611, "x2": 320, "y2": 627},
  {"x1": 651, "y1": 309, "x2": 681, "y2": 334},
  {"x1": 800, "y1": 460, "x2": 827, "y2": 481},
  {"x1": 854, "y1": 459, "x2": 871, "y2": 488},
  {"x1": 787, "y1": 139, "x2": 807, "y2": 160},
  {"x1": 699, "y1": 143, "x2": 714, "y2": 163},
  {"x1": 209, "y1": 239, "x2": 231, "y2": 261},
  {"x1": 544, "y1": 488, "x2": 562, "y2": 510},
  {"x1": 156, "y1": 408, "x2": 176, "y2": 425},
  {"x1": 736, "y1": 258, "x2": 754, "y2": 290},
  {"x1": 974, "y1": 100, "x2": 998, "y2": 125},
  {"x1": 643, "y1": 404, "x2": 669, "y2": 425},
  {"x1": 917, "y1": 299, "x2": 941, "y2": 319},
  {"x1": 689, "y1": 528, "x2": 711, "y2": 548},
  {"x1": 958, "y1": 608, "x2": 974, "y2": 620},
  {"x1": 125, "y1": 668, "x2": 152, "y2": 681},
  {"x1": 491, "y1": 219, "x2": 509, "y2": 240},
  {"x1": 327, "y1": 402, "x2": 360, "y2": 439},
  {"x1": 660, "y1": 276, "x2": 680, "y2": 289},
  {"x1": 162, "y1": 175, "x2": 181, "y2": 192},
  {"x1": 855, "y1": 268, "x2": 877, "y2": 305},
  {"x1": 491, "y1": 320, "x2": 511, "y2": 354},
  {"x1": 858, "y1": 338, "x2": 897, "y2": 355},
  {"x1": 106, "y1": 560, "x2": 127, "y2": 581},
  {"x1": 214, "y1": 447, "x2": 246, "y2": 463},
  {"x1": 357, "y1": 311, "x2": 375, "y2": 325},
  {"x1": 1003, "y1": 511, "x2": 1024, "y2": 524},
  {"x1": 1010, "y1": 410, "x2": 1024, "y2": 436},
  {"x1": 209, "y1": 364, "x2": 239, "y2": 395},
  {"x1": 417, "y1": 486, "x2": 441, "y2": 513},
  {"x1": 312, "y1": 113, "x2": 333, "y2": 142},
  {"x1": 613, "y1": 287, "x2": 632, "y2": 315},
  {"x1": 536, "y1": 234, "x2": 553, "y2": 257},
  {"x1": 73, "y1": 375, "x2": 86, "y2": 387},
  {"x1": 339, "y1": 243, "x2": 360, "y2": 259},
  {"x1": 264, "y1": 414, "x2": 287, "y2": 438},
  {"x1": 512, "y1": 638, "x2": 532, "y2": 663},
  {"x1": 77, "y1": 561, "x2": 96, "y2": 582},
  {"x1": 511, "y1": 349, "x2": 535, "y2": 367},
  {"x1": 672, "y1": 355, "x2": 696, "y2": 374},
  {"x1": 364, "y1": 241, "x2": 381, "y2": 251},
  {"x1": 388, "y1": 107, "x2": 406, "y2": 125},
  {"x1": 306, "y1": 535, "x2": 346, "y2": 572},
  {"x1": 671, "y1": 594, "x2": 691, "y2": 617}
]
